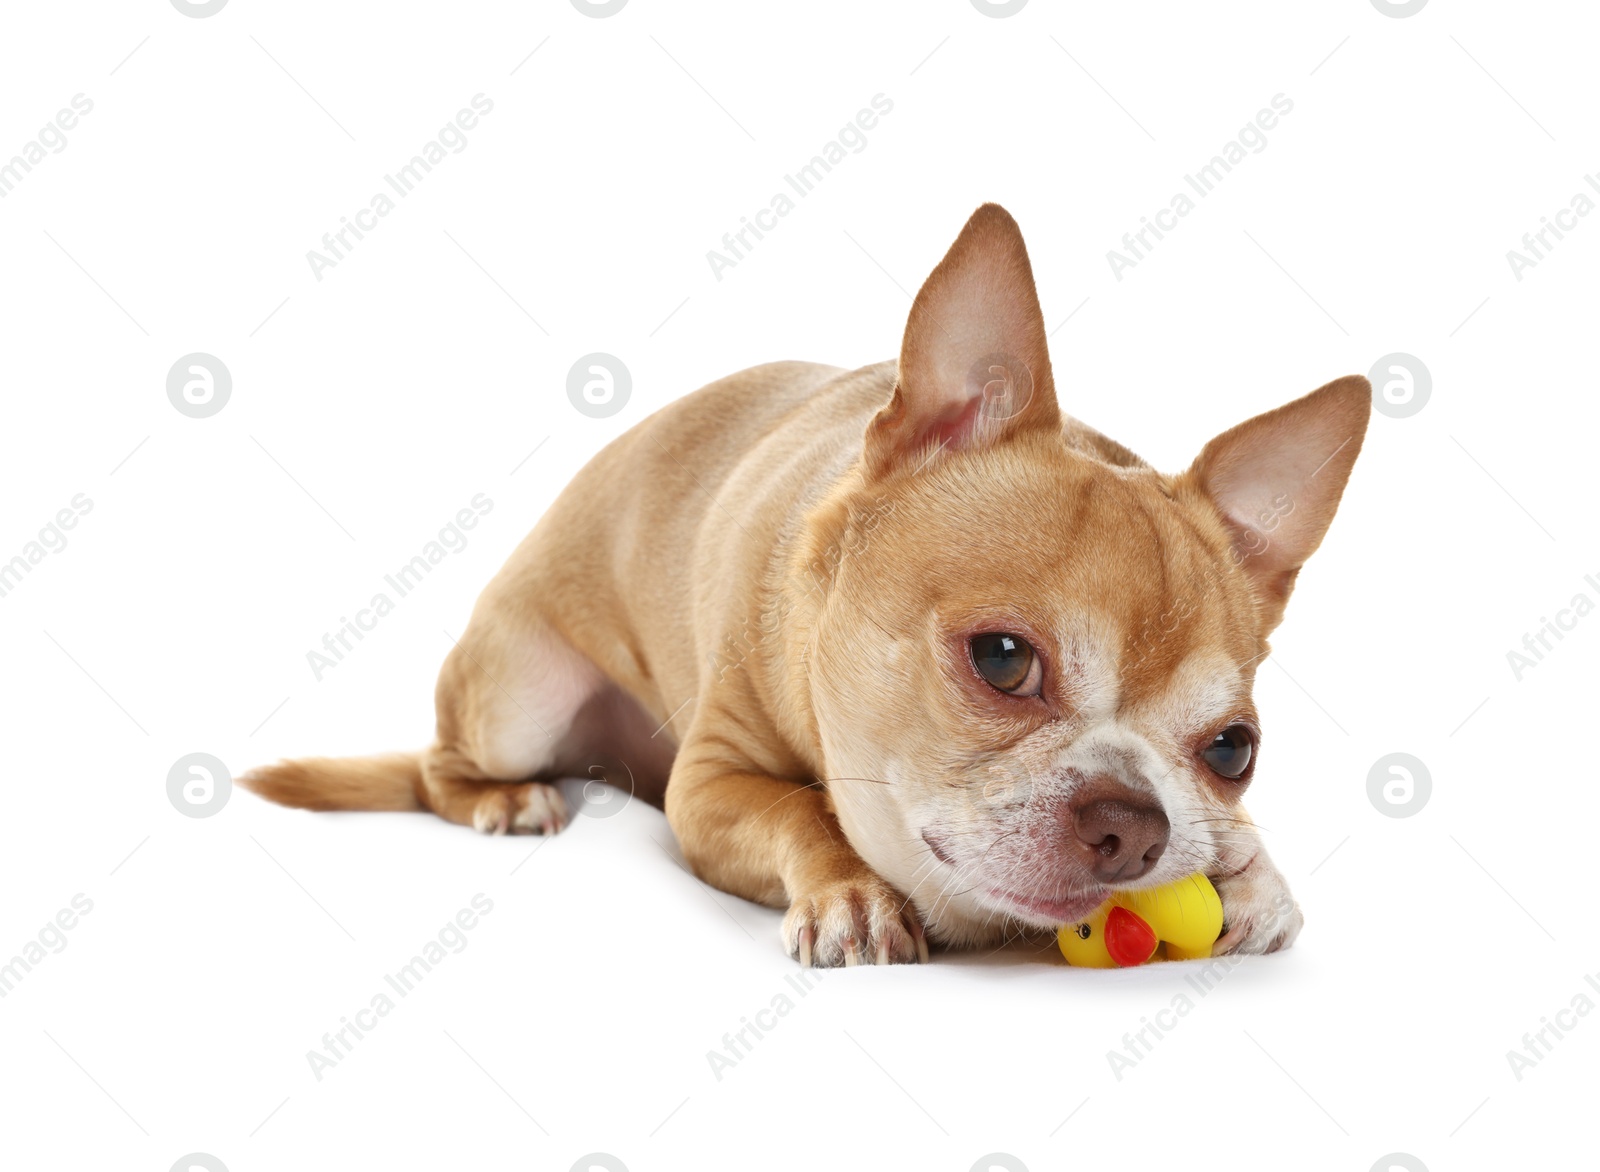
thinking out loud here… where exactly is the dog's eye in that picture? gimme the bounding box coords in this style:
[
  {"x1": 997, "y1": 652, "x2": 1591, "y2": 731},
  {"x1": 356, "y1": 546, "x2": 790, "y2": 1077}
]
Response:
[
  {"x1": 1201, "y1": 725, "x2": 1255, "y2": 780},
  {"x1": 970, "y1": 633, "x2": 1041, "y2": 696}
]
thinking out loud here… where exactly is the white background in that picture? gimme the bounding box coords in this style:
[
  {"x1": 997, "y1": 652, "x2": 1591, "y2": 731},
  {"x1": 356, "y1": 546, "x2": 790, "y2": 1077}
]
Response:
[{"x1": 1, "y1": 1, "x2": 1595, "y2": 1170}]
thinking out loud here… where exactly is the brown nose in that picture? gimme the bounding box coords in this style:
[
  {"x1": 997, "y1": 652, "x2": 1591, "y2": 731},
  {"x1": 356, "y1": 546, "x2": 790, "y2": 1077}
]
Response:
[{"x1": 1070, "y1": 785, "x2": 1170, "y2": 883}]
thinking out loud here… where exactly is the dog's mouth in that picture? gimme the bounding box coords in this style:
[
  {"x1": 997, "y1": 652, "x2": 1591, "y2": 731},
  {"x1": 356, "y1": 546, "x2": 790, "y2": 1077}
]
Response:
[
  {"x1": 923, "y1": 827, "x2": 1110, "y2": 925},
  {"x1": 983, "y1": 885, "x2": 1107, "y2": 925}
]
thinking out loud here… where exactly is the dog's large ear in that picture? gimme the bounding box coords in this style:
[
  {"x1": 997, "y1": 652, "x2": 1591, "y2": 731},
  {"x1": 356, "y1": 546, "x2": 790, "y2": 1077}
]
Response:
[
  {"x1": 864, "y1": 203, "x2": 1060, "y2": 479},
  {"x1": 1185, "y1": 375, "x2": 1371, "y2": 634}
]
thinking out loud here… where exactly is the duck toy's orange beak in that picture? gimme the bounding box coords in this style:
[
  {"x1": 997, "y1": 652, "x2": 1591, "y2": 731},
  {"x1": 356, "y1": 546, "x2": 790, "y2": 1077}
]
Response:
[{"x1": 1102, "y1": 906, "x2": 1160, "y2": 967}]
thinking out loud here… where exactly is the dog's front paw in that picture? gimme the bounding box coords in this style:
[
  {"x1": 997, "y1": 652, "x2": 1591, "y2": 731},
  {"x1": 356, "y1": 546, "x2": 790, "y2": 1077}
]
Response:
[
  {"x1": 781, "y1": 871, "x2": 928, "y2": 967},
  {"x1": 1211, "y1": 854, "x2": 1303, "y2": 956}
]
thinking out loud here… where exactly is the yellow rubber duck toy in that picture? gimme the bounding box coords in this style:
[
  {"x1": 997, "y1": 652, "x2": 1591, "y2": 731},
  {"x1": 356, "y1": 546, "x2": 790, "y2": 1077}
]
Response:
[{"x1": 1057, "y1": 873, "x2": 1224, "y2": 967}]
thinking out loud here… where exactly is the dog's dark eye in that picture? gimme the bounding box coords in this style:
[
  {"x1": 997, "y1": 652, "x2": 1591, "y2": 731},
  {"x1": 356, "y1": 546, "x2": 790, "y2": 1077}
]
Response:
[
  {"x1": 1201, "y1": 726, "x2": 1255, "y2": 780},
  {"x1": 970, "y1": 633, "x2": 1041, "y2": 696}
]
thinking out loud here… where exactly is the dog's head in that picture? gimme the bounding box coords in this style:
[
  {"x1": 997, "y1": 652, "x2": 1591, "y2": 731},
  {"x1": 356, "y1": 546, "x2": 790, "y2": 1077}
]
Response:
[{"x1": 801, "y1": 204, "x2": 1369, "y2": 945}]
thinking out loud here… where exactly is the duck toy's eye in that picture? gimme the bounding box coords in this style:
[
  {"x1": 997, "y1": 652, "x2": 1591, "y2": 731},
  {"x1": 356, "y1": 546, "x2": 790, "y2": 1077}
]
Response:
[{"x1": 1075, "y1": 923, "x2": 1092, "y2": 940}]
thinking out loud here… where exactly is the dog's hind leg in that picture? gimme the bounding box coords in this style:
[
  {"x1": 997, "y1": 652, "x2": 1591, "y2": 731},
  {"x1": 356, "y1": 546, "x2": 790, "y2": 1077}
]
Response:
[
  {"x1": 243, "y1": 611, "x2": 621, "y2": 833},
  {"x1": 419, "y1": 611, "x2": 610, "y2": 835}
]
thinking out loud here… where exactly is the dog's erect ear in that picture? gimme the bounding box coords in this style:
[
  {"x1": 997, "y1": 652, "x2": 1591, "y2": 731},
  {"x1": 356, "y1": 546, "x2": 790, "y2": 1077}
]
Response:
[
  {"x1": 1185, "y1": 375, "x2": 1371, "y2": 634},
  {"x1": 864, "y1": 203, "x2": 1060, "y2": 478}
]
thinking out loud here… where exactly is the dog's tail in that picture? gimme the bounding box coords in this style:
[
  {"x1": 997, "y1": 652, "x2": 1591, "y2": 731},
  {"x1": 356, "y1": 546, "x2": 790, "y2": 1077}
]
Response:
[{"x1": 239, "y1": 752, "x2": 424, "y2": 812}]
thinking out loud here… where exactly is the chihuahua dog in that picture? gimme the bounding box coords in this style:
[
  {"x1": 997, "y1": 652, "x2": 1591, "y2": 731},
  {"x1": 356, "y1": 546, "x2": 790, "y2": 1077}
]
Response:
[{"x1": 244, "y1": 204, "x2": 1369, "y2": 967}]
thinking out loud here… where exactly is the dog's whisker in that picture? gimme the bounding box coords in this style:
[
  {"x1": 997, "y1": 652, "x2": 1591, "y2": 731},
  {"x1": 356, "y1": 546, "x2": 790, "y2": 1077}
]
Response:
[{"x1": 748, "y1": 779, "x2": 829, "y2": 825}]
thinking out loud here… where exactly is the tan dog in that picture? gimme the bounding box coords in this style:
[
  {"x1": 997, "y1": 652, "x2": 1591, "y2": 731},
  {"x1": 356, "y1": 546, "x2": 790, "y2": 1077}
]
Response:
[{"x1": 243, "y1": 204, "x2": 1369, "y2": 967}]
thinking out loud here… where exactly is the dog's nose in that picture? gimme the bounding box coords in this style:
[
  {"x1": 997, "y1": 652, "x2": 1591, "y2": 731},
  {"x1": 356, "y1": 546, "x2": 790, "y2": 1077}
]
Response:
[{"x1": 1070, "y1": 786, "x2": 1170, "y2": 884}]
